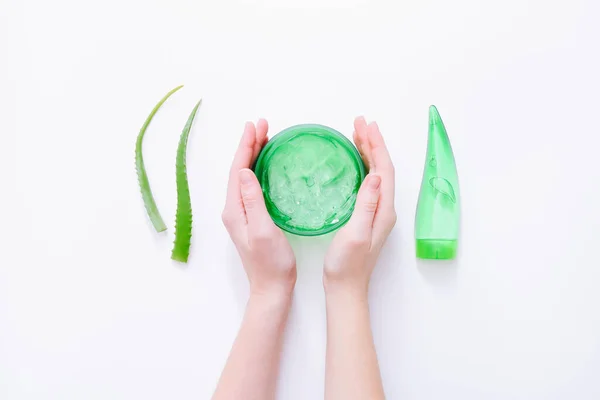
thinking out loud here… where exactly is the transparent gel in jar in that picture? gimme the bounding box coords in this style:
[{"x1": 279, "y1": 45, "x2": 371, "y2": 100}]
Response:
[{"x1": 253, "y1": 124, "x2": 366, "y2": 236}]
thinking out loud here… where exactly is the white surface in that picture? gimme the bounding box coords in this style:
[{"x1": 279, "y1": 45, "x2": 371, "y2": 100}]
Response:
[{"x1": 2, "y1": 0, "x2": 600, "y2": 399}]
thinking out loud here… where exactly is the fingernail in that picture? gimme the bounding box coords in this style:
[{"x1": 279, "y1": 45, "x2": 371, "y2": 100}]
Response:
[
  {"x1": 239, "y1": 169, "x2": 254, "y2": 185},
  {"x1": 368, "y1": 174, "x2": 381, "y2": 190}
]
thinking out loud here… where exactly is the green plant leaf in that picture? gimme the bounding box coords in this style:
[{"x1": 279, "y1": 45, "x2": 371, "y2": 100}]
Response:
[
  {"x1": 171, "y1": 99, "x2": 202, "y2": 263},
  {"x1": 135, "y1": 85, "x2": 183, "y2": 232}
]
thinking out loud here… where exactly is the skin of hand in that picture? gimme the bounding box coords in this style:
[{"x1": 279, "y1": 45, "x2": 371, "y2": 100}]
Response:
[
  {"x1": 323, "y1": 117, "x2": 397, "y2": 400},
  {"x1": 221, "y1": 119, "x2": 297, "y2": 298},
  {"x1": 212, "y1": 119, "x2": 296, "y2": 400}
]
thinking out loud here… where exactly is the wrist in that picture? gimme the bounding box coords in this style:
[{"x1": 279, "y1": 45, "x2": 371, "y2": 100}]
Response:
[
  {"x1": 249, "y1": 285, "x2": 294, "y2": 310},
  {"x1": 247, "y1": 263, "x2": 297, "y2": 302},
  {"x1": 323, "y1": 277, "x2": 369, "y2": 304}
]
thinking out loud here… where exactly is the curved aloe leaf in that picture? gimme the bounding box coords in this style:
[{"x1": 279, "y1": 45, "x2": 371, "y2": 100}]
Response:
[
  {"x1": 171, "y1": 99, "x2": 202, "y2": 263},
  {"x1": 135, "y1": 85, "x2": 184, "y2": 232}
]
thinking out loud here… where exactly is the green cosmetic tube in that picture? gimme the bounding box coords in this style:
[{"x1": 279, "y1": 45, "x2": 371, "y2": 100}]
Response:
[{"x1": 415, "y1": 106, "x2": 461, "y2": 259}]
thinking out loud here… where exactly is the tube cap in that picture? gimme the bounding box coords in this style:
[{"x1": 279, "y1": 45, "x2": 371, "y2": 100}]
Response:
[{"x1": 416, "y1": 239, "x2": 458, "y2": 260}]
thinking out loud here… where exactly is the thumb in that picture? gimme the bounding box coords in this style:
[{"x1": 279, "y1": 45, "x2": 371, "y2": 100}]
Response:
[
  {"x1": 239, "y1": 168, "x2": 271, "y2": 226},
  {"x1": 346, "y1": 174, "x2": 381, "y2": 236}
]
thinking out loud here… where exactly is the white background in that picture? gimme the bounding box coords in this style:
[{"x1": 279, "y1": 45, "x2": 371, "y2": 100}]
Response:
[{"x1": 1, "y1": 0, "x2": 600, "y2": 399}]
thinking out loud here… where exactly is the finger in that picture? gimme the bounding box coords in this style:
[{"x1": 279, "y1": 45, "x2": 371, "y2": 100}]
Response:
[
  {"x1": 225, "y1": 122, "x2": 256, "y2": 213},
  {"x1": 367, "y1": 122, "x2": 392, "y2": 170},
  {"x1": 353, "y1": 130, "x2": 367, "y2": 165},
  {"x1": 367, "y1": 122, "x2": 395, "y2": 209},
  {"x1": 345, "y1": 174, "x2": 381, "y2": 241},
  {"x1": 239, "y1": 168, "x2": 273, "y2": 229},
  {"x1": 366, "y1": 122, "x2": 397, "y2": 244},
  {"x1": 229, "y1": 122, "x2": 256, "y2": 176},
  {"x1": 353, "y1": 130, "x2": 360, "y2": 150},
  {"x1": 354, "y1": 116, "x2": 373, "y2": 170},
  {"x1": 252, "y1": 118, "x2": 269, "y2": 161}
]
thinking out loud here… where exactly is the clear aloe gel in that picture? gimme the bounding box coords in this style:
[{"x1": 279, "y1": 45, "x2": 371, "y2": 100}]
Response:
[
  {"x1": 415, "y1": 106, "x2": 461, "y2": 259},
  {"x1": 254, "y1": 124, "x2": 365, "y2": 236}
]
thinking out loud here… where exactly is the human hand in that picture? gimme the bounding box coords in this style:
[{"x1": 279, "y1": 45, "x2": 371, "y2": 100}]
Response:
[
  {"x1": 323, "y1": 117, "x2": 396, "y2": 297},
  {"x1": 222, "y1": 119, "x2": 297, "y2": 300}
]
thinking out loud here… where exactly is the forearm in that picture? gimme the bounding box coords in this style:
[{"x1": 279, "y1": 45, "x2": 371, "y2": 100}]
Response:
[
  {"x1": 324, "y1": 289, "x2": 385, "y2": 400},
  {"x1": 213, "y1": 292, "x2": 292, "y2": 400}
]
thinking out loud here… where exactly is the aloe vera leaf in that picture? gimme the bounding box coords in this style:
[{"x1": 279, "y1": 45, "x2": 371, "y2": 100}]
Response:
[
  {"x1": 171, "y1": 99, "x2": 202, "y2": 263},
  {"x1": 135, "y1": 85, "x2": 184, "y2": 232}
]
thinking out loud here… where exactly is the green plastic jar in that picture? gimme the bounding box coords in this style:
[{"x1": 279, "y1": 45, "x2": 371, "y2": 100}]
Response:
[{"x1": 254, "y1": 124, "x2": 366, "y2": 236}]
